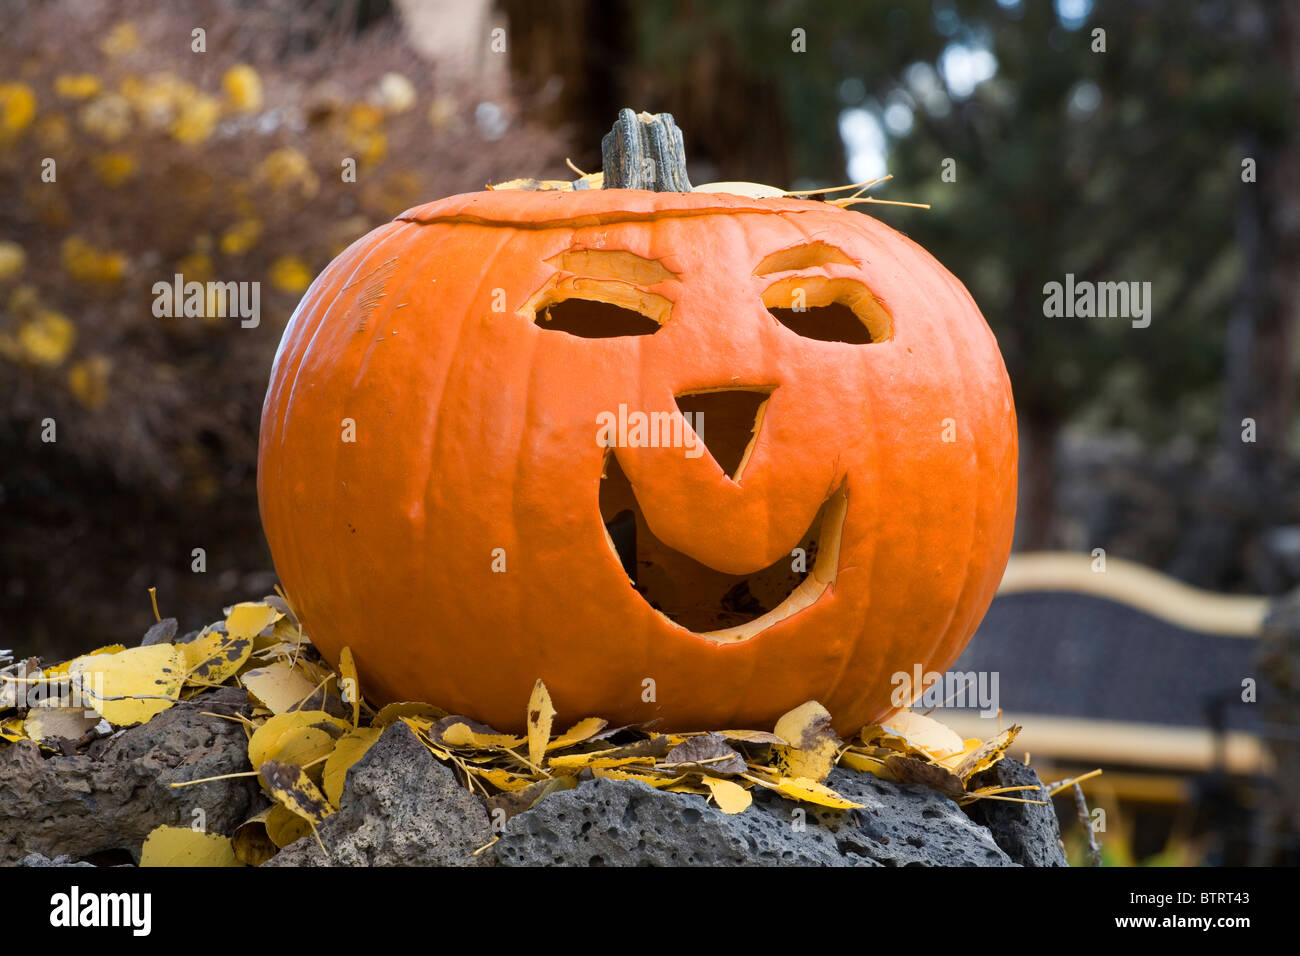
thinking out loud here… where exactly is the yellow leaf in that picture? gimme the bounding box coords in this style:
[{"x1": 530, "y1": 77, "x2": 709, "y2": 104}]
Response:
[
  {"x1": 23, "y1": 707, "x2": 99, "y2": 745},
  {"x1": 69, "y1": 644, "x2": 182, "y2": 726},
  {"x1": 549, "y1": 753, "x2": 655, "y2": 772},
  {"x1": 248, "y1": 710, "x2": 347, "y2": 770},
  {"x1": 268, "y1": 256, "x2": 313, "y2": 293},
  {"x1": 440, "y1": 721, "x2": 526, "y2": 750},
  {"x1": 467, "y1": 766, "x2": 538, "y2": 792},
  {"x1": 749, "y1": 774, "x2": 864, "y2": 809},
  {"x1": 338, "y1": 647, "x2": 360, "y2": 726},
  {"x1": 222, "y1": 64, "x2": 263, "y2": 113},
  {"x1": 526, "y1": 679, "x2": 555, "y2": 769},
  {"x1": 231, "y1": 809, "x2": 277, "y2": 866},
  {"x1": 265, "y1": 803, "x2": 312, "y2": 849},
  {"x1": 0, "y1": 716, "x2": 27, "y2": 742},
  {"x1": 704, "y1": 777, "x2": 753, "y2": 814},
  {"x1": 261, "y1": 759, "x2": 334, "y2": 825},
  {"x1": 67, "y1": 355, "x2": 112, "y2": 409},
  {"x1": 44, "y1": 643, "x2": 126, "y2": 677},
  {"x1": 322, "y1": 726, "x2": 381, "y2": 807},
  {"x1": 18, "y1": 310, "x2": 76, "y2": 366},
  {"x1": 871, "y1": 709, "x2": 965, "y2": 759},
  {"x1": 547, "y1": 716, "x2": 608, "y2": 750},
  {"x1": 952, "y1": 726, "x2": 1021, "y2": 782},
  {"x1": 225, "y1": 602, "x2": 282, "y2": 641},
  {"x1": 773, "y1": 700, "x2": 840, "y2": 783},
  {"x1": 839, "y1": 750, "x2": 889, "y2": 776},
  {"x1": 373, "y1": 701, "x2": 446, "y2": 726},
  {"x1": 716, "y1": 729, "x2": 788, "y2": 745},
  {"x1": 179, "y1": 629, "x2": 252, "y2": 686},
  {"x1": 140, "y1": 825, "x2": 240, "y2": 867},
  {"x1": 591, "y1": 768, "x2": 687, "y2": 788},
  {"x1": 240, "y1": 662, "x2": 319, "y2": 714}
]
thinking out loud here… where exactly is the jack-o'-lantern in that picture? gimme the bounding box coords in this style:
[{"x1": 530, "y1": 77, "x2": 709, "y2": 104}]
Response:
[{"x1": 258, "y1": 112, "x2": 1017, "y2": 733}]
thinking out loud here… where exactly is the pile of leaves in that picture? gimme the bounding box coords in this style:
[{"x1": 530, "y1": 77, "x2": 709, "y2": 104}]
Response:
[{"x1": 1, "y1": 598, "x2": 1046, "y2": 866}]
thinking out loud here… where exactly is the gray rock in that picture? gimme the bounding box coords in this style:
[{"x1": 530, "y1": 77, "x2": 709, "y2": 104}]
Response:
[
  {"x1": 492, "y1": 768, "x2": 1014, "y2": 867},
  {"x1": 15, "y1": 852, "x2": 95, "y2": 867},
  {"x1": 0, "y1": 686, "x2": 259, "y2": 864},
  {"x1": 965, "y1": 759, "x2": 1068, "y2": 866},
  {"x1": 265, "y1": 722, "x2": 493, "y2": 866}
]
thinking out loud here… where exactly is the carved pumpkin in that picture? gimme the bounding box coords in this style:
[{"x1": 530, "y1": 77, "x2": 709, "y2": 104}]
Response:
[{"x1": 258, "y1": 132, "x2": 1017, "y2": 734}]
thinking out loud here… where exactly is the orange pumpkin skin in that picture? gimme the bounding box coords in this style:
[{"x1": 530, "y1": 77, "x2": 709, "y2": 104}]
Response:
[{"x1": 258, "y1": 189, "x2": 1017, "y2": 734}]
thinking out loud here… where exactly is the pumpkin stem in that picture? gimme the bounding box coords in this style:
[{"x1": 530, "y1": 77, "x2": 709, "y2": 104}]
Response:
[{"x1": 601, "y1": 109, "x2": 693, "y2": 192}]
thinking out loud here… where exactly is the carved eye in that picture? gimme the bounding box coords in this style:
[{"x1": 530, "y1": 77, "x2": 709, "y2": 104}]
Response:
[
  {"x1": 767, "y1": 302, "x2": 876, "y2": 344},
  {"x1": 536, "y1": 297, "x2": 662, "y2": 339},
  {"x1": 761, "y1": 276, "x2": 892, "y2": 344}
]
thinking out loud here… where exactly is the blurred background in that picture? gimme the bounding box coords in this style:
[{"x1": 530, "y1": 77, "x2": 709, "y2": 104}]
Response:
[{"x1": 1, "y1": 0, "x2": 1297, "y2": 864}]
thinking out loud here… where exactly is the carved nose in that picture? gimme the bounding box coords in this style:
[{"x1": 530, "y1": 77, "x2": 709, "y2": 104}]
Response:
[{"x1": 673, "y1": 387, "x2": 774, "y2": 482}]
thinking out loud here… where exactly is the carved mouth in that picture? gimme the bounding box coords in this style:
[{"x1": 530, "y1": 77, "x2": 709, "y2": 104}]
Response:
[{"x1": 598, "y1": 451, "x2": 846, "y2": 645}]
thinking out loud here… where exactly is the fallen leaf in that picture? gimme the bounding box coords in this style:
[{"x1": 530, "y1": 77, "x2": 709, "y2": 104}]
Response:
[
  {"x1": 773, "y1": 701, "x2": 840, "y2": 782},
  {"x1": 247, "y1": 710, "x2": 347, "y2": 771},
  {"x1": 225, "y1": 602, "x2": 283, "y2": 641},
  {"x1": 265, "y1": 803, "x2": 312, "y2": 848},
  {"x1": 180, "y1": 629, "x2": 252, "y2": 687},
  {"x1": 322, "y1": 726, "x2": 382, "y2": 807},
  {"x1": 663, "y1": 733, "x2": 747, "y2": 775},
  {"x1": 547, "y1": 716, "x2": 608, "y2": 750},
  {"x1": 952, "y1": 726, "x2": 1021, "y2": 781},
  {"x1": 241, "y1": 662, "x2": 319, "y2": 715},
  {"x1": 338, "y1": 647, "x2": 360, "y2": 725},
  {"x1": 704, "y1": 777, "x2": 753, "y2": 814},
  {"x1": 69, "y1": 644, "x2": 182, "y2": 726},
  {"x1": 260, "y1": 759, "x2": 334, "y2": 824},
  {"x1": 373, "y1": 701, "x2": 447, "y2": 726},
  {"x1": 231, "y1": 808, "x2": 278, "y2": 866},
  {"x1": 23, "y1": 706, "x2": 99, "y2": 745},
  {"x1": 140, "y1": 825, "x2": 240, "y2": 867},
  {"x1": 748, "y1": 774, "x2": 864, "y2": 809},
  {"x1": 872, "y1": 709, "x2": 965, "y2": 758},
  {"x1": 485, "y1": 776, "x2": 577, "y2": 820},
  {"x1": 883, "y1": 754, "x2": 966, "y2": 800},
  {"x1": 526, "y1": 679, "x2": 555, "y2": 769}
]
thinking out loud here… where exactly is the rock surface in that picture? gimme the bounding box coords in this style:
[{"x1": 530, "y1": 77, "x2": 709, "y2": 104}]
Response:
[
  {"x1": 965, "y1": 759, "x2": 1069, "y2": 867},
  {"x1": 0, "y1": 686, "x2": 259, "y2": 864},
  {"x1": 265, "y1": 723, "x2": 494, "y2": 866},
  {"x1": 491, "y1": 768, "x2": 1014, "y2": 867}
]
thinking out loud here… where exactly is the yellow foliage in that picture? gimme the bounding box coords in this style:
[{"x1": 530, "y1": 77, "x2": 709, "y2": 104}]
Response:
[
  {"x1": 54, "y1": 74, "x2": 102, "y2": 100},
  {"x1": 220, "y1": 219, "x2": 262, "y2": 256},
  {"x1": 61, "y1": 236, "x2": 127, "y2": 284},
  {"x1": 69, "y1": 644, "x2": 183, "y2": 726},
  {"x1": 176, "y1": 251, "x2": 214, "y2": 283},
  {"x1": 256, "y1": 147, "x2": 318, "y2": 197},
  {"x1": 68, "y1": 355, "x2": 112, "y2": 409},
  {"x1": 92, "y1": 150, "x2": 137, "y2": 187},
  {"x1": 222, "y1": 64, "x2": 263, "y2": 113},
  {"x1": 269, "y1": 256, "x2": 313, "y2": 293},
  {"x1": 17, "y1": 310, "x2": 76, "y2": 366},
  {"x1": 35, "y1": 114, "x2": 71, "y2": 149},
  {"x1": 0, "y1": 83, "x2": 37, "y2": 142},
  {"x1": 171, "y1": 94, "x2": 221, "y2": 144},
  {"x1": 99, "y1": 21, "x2": 140, "y2": 58},
  {"x1": 140, "y1": 826, "x2": 240, "y2": 867},
  {"x1": 0, "y1": 241, "x2": 25, "y2": 281}
]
